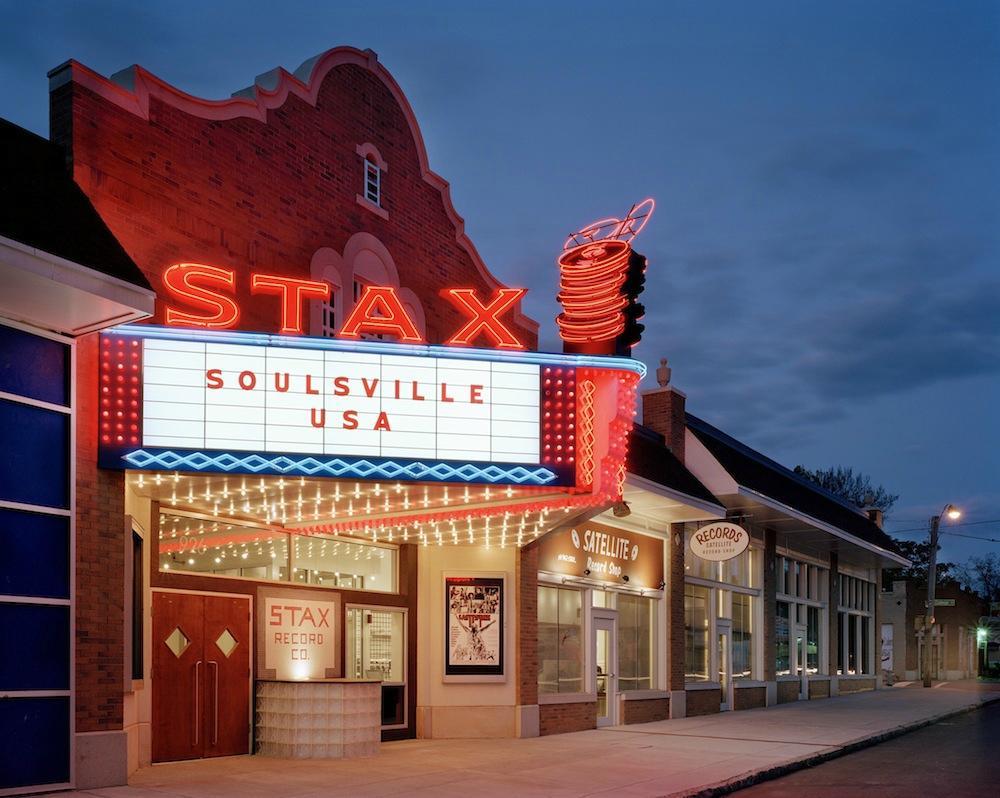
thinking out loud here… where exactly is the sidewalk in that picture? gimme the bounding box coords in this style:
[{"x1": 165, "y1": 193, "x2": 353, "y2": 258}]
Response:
[{"x1": 73, "y1": 683, "x2": 1000, "y2": 798}]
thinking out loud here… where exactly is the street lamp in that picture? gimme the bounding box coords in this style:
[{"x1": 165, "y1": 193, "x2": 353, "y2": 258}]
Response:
[{"x1": 922, "y1": 503, "x2": 961, "y2": 687}]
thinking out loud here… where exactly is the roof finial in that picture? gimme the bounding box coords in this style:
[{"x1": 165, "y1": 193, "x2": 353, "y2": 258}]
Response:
[{"x1": 656, "y1": 357, "x2": 671, "y2": 387}]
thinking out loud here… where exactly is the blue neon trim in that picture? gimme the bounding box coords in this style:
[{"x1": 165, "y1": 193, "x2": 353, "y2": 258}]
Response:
[
  {"x1": 121, "y1": 449, "x2": 559, "y2": 485},
  {"x1": 104, "y1": 324, "x2": 646, "y2": 377}
]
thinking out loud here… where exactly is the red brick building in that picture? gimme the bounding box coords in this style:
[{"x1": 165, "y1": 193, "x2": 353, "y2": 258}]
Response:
[{"x1": 0, "y1": 44, "x2": 909, "y2": 795}]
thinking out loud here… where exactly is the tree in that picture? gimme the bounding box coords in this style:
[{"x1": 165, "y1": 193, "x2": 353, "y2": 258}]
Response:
[
  {"x1": 793, "y1": 465, "x2": 899, "y2": 513},
  {"x1": 956, "y1": 553, "x2": 1000, "y2": 604},
  {"x1": 884, "y1": 539, "x2": 957, "y2": 589}
]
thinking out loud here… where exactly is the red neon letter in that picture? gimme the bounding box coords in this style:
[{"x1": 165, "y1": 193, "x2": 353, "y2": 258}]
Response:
[
  {"x1": 250, "y1": 273, "x2": 331, "y2": 334},
  {"x1": 441, "y1": 288, "x2": 527, "y2": 349},
  {"x1": 339, "y1": 286, "x2": 424, "y2": 342},
  {"x1": 163, "y1": 263, "x2": 240, "y2": 328}
]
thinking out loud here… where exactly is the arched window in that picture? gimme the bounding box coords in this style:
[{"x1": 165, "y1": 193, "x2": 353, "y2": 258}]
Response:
[
  {"x1": 356, "y1": 143, "x2": 388, "y2": 219},
  {"x1": 364, "y1": 157, "x2": 381, "y2": 207}
]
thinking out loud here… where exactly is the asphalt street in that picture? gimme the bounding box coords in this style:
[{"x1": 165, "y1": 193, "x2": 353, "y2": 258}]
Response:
[{"x1": 732, "y1": 699, "x2": 1000, "y2": 797}]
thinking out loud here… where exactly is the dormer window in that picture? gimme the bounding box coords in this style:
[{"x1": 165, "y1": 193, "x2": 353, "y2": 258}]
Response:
[
  {"x1": 364, "y1": 158, "x2": 381, "y2": 206},
  {"x1": 356, "y1": 143, "x2": 388, "y2": 220}
]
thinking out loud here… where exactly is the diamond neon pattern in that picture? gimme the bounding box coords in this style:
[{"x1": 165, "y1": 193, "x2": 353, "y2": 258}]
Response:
[{"x1": 123, "y1": 449, "x2": 556, "y2": 485}]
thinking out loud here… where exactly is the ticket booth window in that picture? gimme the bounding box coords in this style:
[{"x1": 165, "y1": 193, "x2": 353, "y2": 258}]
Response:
[{"x1": 347, "y1": 607, "x2": 406, "y2": 727}]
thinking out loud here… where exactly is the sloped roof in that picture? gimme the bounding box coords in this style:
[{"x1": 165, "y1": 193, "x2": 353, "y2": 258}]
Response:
[
  {"x1": 686, "y1": 413, "x2": 901, "y2": 554},
  {"x1": 627, "y1": 423, "x2": 722, "y2": 509},
  {"x1": 0, "y1": 117, "x2": 150, "y2": 289}
]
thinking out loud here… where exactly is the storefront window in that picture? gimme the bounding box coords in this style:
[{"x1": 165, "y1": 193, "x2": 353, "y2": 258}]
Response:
[
  {"x1": 292, "y1": 534, "x2": 395, "y2": 592},
  {"x1": 684, "y1": 584, "x2": 710, "y2": 681},
  {"x1": 848, "y1": 613, "x2": 860, "y2": 673},
  {"x1": 777, "y1": 554, "x2": 829, "y2": 676},
  {"x1": 776, "y1": 601, "x2": 790, "y2": 675},
  {"x1": 731, "y1": 593, "x2": 753, "y2": 679},
  {"x1": 837, "y1": 572, "x2": 876, "y2": 676},
  {"x1": 618, "y1": 594, "x2": 654, "y2": 691},
  {"x1": 807, "y1": 605, "x2": 820, "y2": 673},
  {"x1": 346, "y1": 607, "x2": 406, "y2": 726},
  {"x1": 538, "y1": 585, "x2": 583, "y2": 693},
  {"x1": 158, "y1": 512, "x2": 397, "y2": 592}
]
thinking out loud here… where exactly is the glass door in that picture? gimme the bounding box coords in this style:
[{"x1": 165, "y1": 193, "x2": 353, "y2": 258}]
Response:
[
  {"x1": 594, "y1": 616, "x2": 617, "y2": 727},
  {"x1": 717, "y1": 619, "x2": 732, "y2": 711}
]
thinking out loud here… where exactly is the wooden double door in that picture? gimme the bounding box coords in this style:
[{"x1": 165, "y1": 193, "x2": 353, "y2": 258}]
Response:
[{"x1": 152, "y1": 591, "x2": 251, "y2": 762}]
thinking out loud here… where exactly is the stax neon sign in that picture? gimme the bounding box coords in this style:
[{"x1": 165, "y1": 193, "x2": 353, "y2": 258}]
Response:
[{"x1": 161, "y1": 263, "x2": 528, "y2": 349}]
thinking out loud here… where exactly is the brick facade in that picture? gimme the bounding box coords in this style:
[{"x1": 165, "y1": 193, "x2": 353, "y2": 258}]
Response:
[
  {"x1": 777, "y1": 680, "x2": 799, "y2": 704},
  {"x1": 809, "y1": 679, "x2": 831, "y2": 699},
  {"x1": 668, "y1": 522, "x2": 686, "y2": 691},
  {"x1": 75, "y1": 334, "x2": 126, "y2": 732},
  {"x1": 839, "y1": 678, "x2": 876, "y2": 694},
  {"x1": 49, "y1": 49, "x2": 535, "y2": 347},
  {"x1": 733, "y1": 687, "x2": 766, "y2": 711},
  {"x1": 517, "y1": 544, "x2": 539, "y2": 707},
  {"x1": 641, "y1": 387, "x2": 685, "y2": 460},
  {"x1": 539, "y1": 702, "x2": 596, "y2": 735},
  {"x1": 762, "y1": 528, "x2": 777, "y2": 683},
  {"x1": 622, "y1": 697, "x2": 669, "y2": 724},
  {"x1": 685, "y1": 688, "x2": 720, "y2": 716}
]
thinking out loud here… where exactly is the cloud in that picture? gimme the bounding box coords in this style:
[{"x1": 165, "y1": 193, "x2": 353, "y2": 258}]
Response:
[{"x1": 762, "y1": 136, "x2": 922, "y2": 189}]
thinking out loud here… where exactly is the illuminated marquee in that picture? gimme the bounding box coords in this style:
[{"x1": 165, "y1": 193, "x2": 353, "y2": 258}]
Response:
[{"x1": 99, "y1": 326, "x2": 645, "y2": 489}]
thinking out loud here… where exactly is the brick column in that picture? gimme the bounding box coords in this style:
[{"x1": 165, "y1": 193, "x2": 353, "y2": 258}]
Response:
[
  {"x1": 762, "y1": 528, "x2": 777, "y2": 704},
  {"x1": 641, "y1": 386, "x2": 686, "y2": 460},
  {"x1": 516, "y1": 543, "x2": 539, "y2": 736},
  {"x1": 75, "y1": 333, "x2": 127, "y2": 734},
  {"x1": 828, "y1": 552, "x2": 840, "y2": 695},
  {"x1": 667, "y1": 522, "x2": 686, "y2": 717}
]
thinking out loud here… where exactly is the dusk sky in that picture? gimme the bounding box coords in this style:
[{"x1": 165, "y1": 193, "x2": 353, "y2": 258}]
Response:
[{"x1": 2, "y1": 1, "x2": 997, "y2": 563}]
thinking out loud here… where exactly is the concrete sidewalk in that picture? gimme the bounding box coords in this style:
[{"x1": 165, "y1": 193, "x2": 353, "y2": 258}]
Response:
[{"x1": 72, "y1": 683, "x2": 1000, "y2": 798}]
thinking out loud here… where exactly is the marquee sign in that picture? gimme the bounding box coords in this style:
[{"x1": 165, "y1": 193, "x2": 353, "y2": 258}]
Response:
[
  {"x1": 689, "y1": 522, "x2": 750, "y2": 562},
  {"x1": 98, "y1": 326, "x2": 645, "y2": 488}
]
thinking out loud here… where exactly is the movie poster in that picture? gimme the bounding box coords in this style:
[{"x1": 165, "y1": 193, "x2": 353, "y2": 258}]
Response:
[{"x1": 444, "y1": 576, "x2": 504, "y2": 677}]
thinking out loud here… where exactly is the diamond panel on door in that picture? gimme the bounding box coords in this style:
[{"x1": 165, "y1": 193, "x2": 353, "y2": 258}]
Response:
[
  {"x1": 215, "y1": 629, "x2": 238, "y2": 658},
  {"x1": 165, "y1": 627, "x2": 191, "y2": 658}
]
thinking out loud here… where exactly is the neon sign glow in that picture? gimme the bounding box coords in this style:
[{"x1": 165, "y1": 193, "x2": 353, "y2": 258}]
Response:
[
  {"x1": 556, "y1": 199, "x2": 654, "y2": 355},
  {"x1": 160, "y1": 263, "x2": 528, "y2": 349}
]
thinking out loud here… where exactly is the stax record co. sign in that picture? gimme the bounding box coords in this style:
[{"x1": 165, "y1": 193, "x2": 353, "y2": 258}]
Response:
[
  {"x1": 538, "y1": 521, "x2": 664, "y2": 589},
  {"x1": 689, "y1": 521, "x2": 750, "y2": 562}
]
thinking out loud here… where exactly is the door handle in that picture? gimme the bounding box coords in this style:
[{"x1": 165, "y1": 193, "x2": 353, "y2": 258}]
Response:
[
  {"x1": 209, "y1": 660, "x2": 219, "y2": 745},
  {"x1": 193, "y1": 660, "x2": 202, "y2": 746}
]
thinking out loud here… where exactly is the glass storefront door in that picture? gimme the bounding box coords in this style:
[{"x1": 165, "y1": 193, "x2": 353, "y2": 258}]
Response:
[
  {"x1": 594, "y1": 616, "x2": 617, "y2": 727},
  {"x1": 717, "y1": 619, "x2": 732, "y2": 711}
]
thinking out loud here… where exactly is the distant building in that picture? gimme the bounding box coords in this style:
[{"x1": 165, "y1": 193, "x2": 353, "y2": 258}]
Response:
[{"x1": 879, "y1": 579, "x2": 985, "y2": 681}]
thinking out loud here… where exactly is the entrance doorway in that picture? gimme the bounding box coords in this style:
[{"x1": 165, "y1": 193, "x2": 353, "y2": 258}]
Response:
[
  {"x1": 717, "y1": 619, "x2": 732, "y2": 711},
  {"x1": 152, "y1": 591, "x2": 251, "y2": 762},
  {"x1": 593, "y1": 615, "x2": 617, "y2": 727}
]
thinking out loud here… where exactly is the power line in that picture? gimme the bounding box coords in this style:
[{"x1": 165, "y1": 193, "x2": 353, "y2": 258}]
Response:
[
  {"x1": 886, "y1": 518, "x2": 1000, "y2": 536},
  {"x1": 943, "y1": 531, "x2": 1000, "y2": 544}
]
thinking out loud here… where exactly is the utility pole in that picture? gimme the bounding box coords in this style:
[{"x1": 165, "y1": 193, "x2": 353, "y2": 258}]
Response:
[{"x1": 922, "y1": 513, "x2": 941, "y2": 688}]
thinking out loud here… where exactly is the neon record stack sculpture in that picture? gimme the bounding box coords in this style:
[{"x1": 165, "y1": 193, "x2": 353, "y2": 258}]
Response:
[{"x1": 556, "y1": 198, "x2": 654, "y2": 356}]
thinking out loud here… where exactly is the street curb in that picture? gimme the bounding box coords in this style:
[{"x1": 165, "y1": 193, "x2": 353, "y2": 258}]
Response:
[{"x1": 668, "y1": 693, "x2": 1000, "y2": 798}]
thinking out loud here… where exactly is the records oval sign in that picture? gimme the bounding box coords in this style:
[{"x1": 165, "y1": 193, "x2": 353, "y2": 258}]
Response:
[{"x1": 690, "y1": 522, "x2": 749, "y2": 562}]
